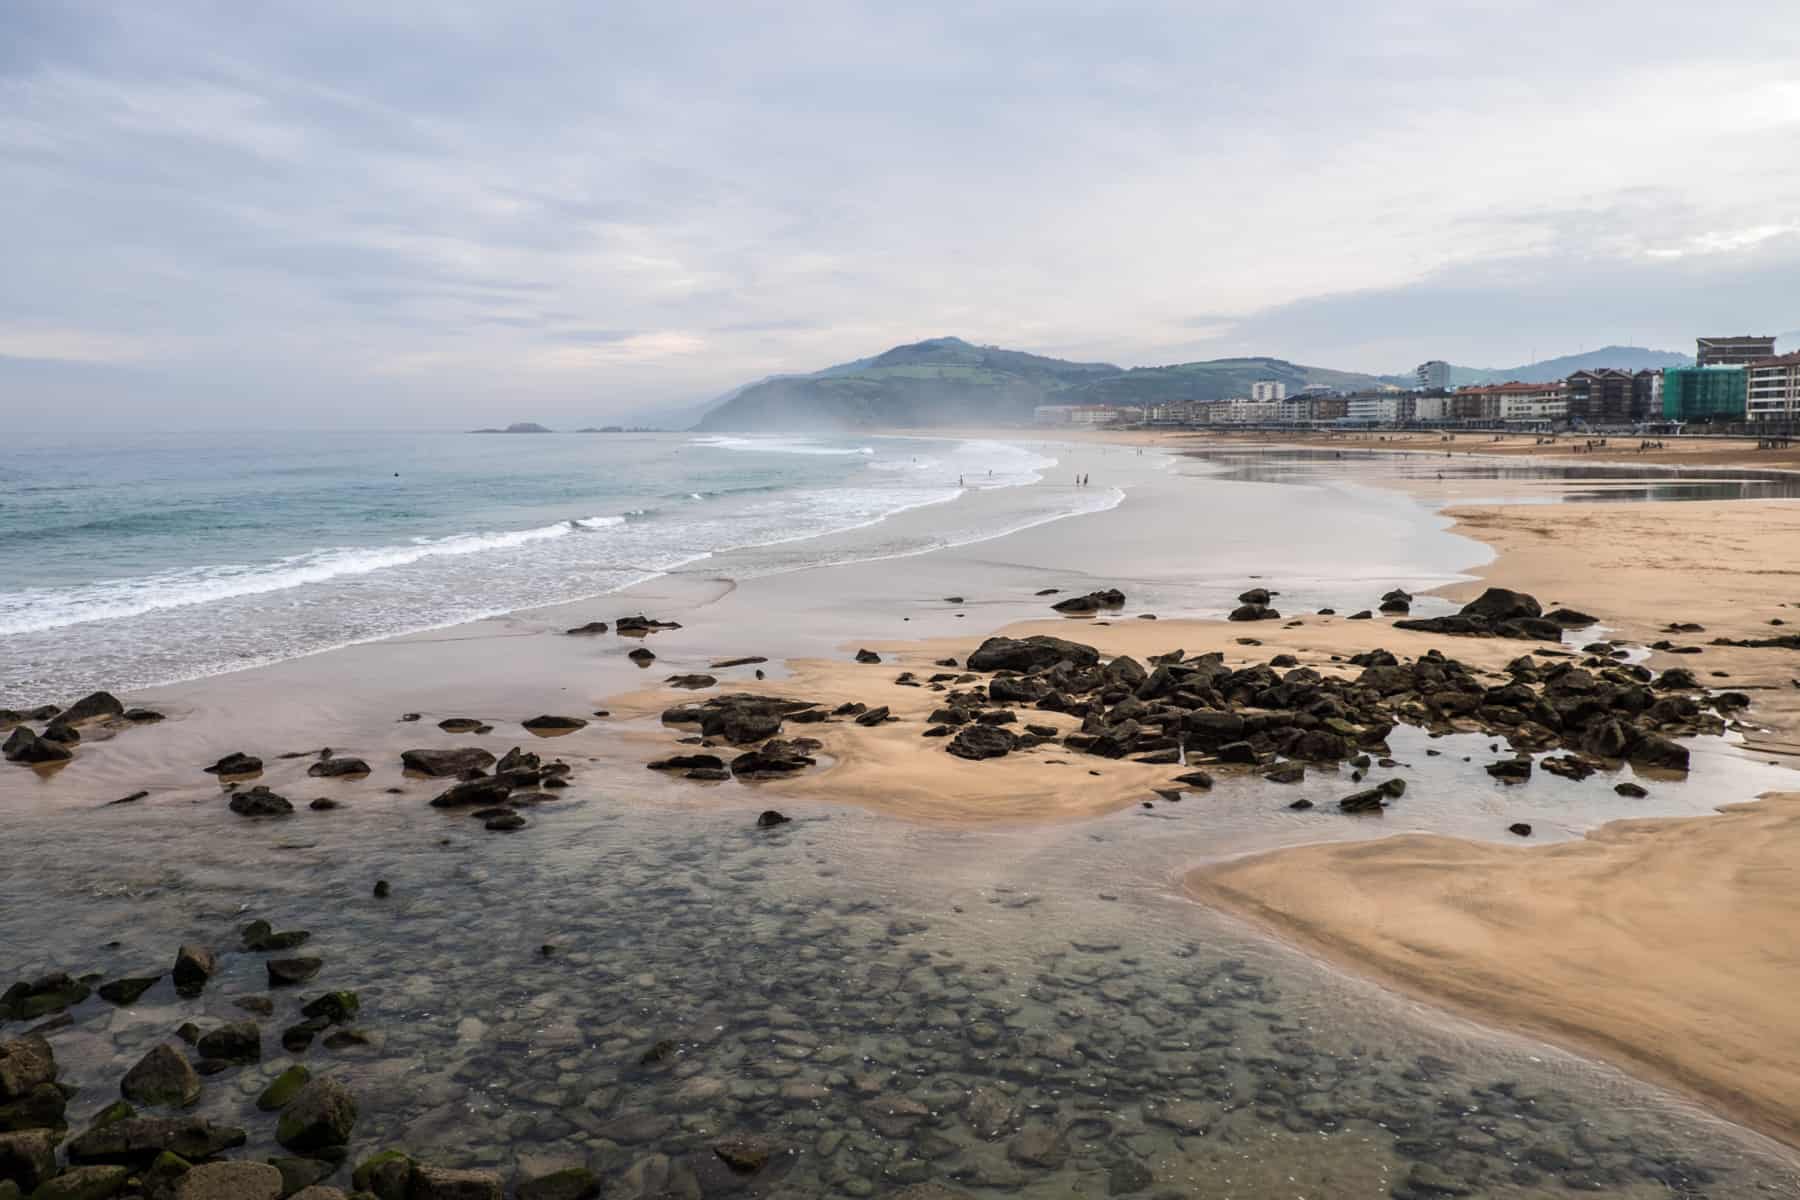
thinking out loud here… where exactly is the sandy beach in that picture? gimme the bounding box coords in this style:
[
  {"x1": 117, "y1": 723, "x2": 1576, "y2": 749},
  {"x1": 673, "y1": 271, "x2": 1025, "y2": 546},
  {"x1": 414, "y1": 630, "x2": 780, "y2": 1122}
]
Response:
[{"x1": 8, "y1": 431, "x2": 1800, "y2": 1195}]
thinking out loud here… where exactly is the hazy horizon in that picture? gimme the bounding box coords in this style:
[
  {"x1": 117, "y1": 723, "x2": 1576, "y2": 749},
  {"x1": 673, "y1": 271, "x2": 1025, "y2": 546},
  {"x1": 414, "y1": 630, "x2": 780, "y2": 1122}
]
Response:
[{"x1": 3, "y1": 1, "x2": 1797, "y2": 430}]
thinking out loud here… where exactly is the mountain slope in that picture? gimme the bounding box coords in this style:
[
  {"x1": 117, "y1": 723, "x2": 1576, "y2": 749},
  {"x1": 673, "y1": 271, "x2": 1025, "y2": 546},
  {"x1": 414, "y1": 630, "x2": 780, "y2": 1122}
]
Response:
[
  {"x1": 1448, "y1": 346, "x2": 1692, "y2": 386},
  {"x1": 1063, "y1": 357, "x2": 1408, "y2": 406},
  {"x1": 695, "y1": 337, "x2": 1118, "y2": 431}
]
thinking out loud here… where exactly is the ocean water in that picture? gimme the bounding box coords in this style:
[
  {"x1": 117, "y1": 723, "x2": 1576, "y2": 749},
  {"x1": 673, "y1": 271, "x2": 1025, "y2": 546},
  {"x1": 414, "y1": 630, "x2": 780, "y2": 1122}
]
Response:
[{"x1": 0, "y1": 431, "x2": 1113, "y2": 702}]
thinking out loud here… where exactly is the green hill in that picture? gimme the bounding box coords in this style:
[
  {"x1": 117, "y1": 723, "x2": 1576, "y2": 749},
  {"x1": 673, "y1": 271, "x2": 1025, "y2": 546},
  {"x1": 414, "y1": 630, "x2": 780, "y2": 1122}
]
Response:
[{"x1": 694, "y1": 340, "x2": 1403, "y2": 431}]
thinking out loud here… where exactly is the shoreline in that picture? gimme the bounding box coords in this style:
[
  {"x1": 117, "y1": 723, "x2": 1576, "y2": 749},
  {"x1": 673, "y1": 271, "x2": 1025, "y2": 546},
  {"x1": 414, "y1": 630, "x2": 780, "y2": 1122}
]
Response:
[{"x1": 10, "y1": 432, "x2": 1800, "y2": 1166}]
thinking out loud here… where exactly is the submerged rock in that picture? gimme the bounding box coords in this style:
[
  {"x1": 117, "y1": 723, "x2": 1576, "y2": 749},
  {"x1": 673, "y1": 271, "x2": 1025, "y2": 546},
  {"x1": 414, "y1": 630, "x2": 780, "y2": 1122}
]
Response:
[
  {"x1": 228, "y1": 787, "x2": 293, "y2": 817},
  {"x1": 274, "y1": 1077, "x2": 357, "y2": 1152},
  {"x1": 202, "y1": 752, "x2": 261, "y2": 776},
  {"x1": 400, "y1": 748, "x2": 496, "y2": 777},
  {"x1": 119, "y1": 1044, "x2": 199, "y2": 1108}
]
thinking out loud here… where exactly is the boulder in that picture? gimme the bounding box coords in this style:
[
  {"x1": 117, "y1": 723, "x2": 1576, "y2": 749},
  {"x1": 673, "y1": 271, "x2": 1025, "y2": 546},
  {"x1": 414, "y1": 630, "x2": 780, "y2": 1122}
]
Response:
[
  {"x1": 436, "y1": 718, "x2": 484, "y2": 733},
  {"x1": 266, "y1": 958, "x2": 320, "y2": 988},
  {"x1": 59, "y1": 692, "x2": 124, "y2": 726},
  {"x1": 428, "y1": 778, "x2": 512, "y2": 809},
  {"x1": 564, "y1": 622, "x2": 608, "y2": 635},
  {"x1": 288, "y1": 1188, "x2": 349, "y2": 1200},
  {"x1": 755, "y1": 811, "x2": 790, "y2": 828},
  {"x1": 1628, "y1": 733, "x2": 1689, "y2": 772},
  {"x1": 1, "y1": 729, "x2": 71, "y2": 765},
  {"x1": 171, "y1": 947, "x2": 215, "y2": 998},
  {"x1": 305, "y1": 757, "x2": 369, "y2": 778},
  {"x1": 853, "y1": 706, "x2": 891, "y2": 727},
  {"x1": 614, "y1": 615, "x2": 681, "y2": 635},
  {"x1": 202, "y1": 752, "x2": 261, "y2": 776},
  {"x1": 854, "y1": 649, "x2": 881, "y2": 664},
  {"x1": 627, "y1": 648, "x2": 655, "y2": 665},
  {"x1": 120, "y1": 1045, "x2": 199, "y2": 1108},
  {"x1": 664, "y1": 674, "x2": 716, "y2": 690},
  {"x1": 1545, "y1": 608, "x2": 1598, "y2": 626},
  {"x1": 647, "y1": 754, "x2": 723, "y2": 772},
  {"x1": 516, "y1": 1166, "x2": 600, "y2": 1200},
  {"x1": 1050, "y1": 588, "x2": 1125, "y2": 614},
  {"x1": 1459, "y1": 587, "x2": 1542, "y2": 622},
  {"x1": 299, "y1": 992, "x2": 359, "y2": 1024},
  {"x1": 400, "y1": 748, "x2": 496, "y2": 777},
  {"x1": 0, "y1": 1128, "x2": 57, "y2": 1190},
  {"x1": 256, "y1": 1066, "x2": 310, "y2": 1112},
  {"x1": 1228, "y1": 603, "x2": 1279, "y2": 622},
  {"x1": 521, "y1": 715, "x2": 586, "y2": 734},
  {"x1": 0, "y1": 1038, "x2": 56, "y2": 1103},
  {"x1": 351, "y1": 1151, "x2": 414, "y2": 1200},
  {"x1": 227, "y1": 787, "x2": 293, "y2": 817},
  {"x1": 1509, "y1": 823, "x2": 1533, "y2": 837},
  {"x1": 967, "y1": 636, "x2": 1099, "y2": 673},
  {"x1": 1485, "y1": 758, "x2": 1532, "y2": 783},
  {"x1": 95, "y1": 977, "x2": 159, "y2": 1006},
  {"x1": 1237, "y1": 587, "x2": 1271, "y2": 605},
  {"x1": 172, "y1": 1161, "x2": 283, "y2": 1200},
  {"x1": 23, "y1": 1165, "x2": 131, "y2": 1200},
  {"x1": 1615, "y1": 782, "x2": 1649, "y2": 798},
  {"x1": 947, "y1": 724, "x2": 1018, "y2": 761},
  {"x1": 0, "y1": 976, "x2": 89, "y2": 1023},
  {"x1": 65, "y1": 1117, "x2": 246, "y2": 1166},
  {"x1": 274, "y1": 1077, "x2": 356, "y2": 1153},
  {"x1": 194, "y1": 1023, "x2": 260, "y2": 1065},
  {"x1": 410, "y1": 1164, "x2": 503, "y2": 1200}
]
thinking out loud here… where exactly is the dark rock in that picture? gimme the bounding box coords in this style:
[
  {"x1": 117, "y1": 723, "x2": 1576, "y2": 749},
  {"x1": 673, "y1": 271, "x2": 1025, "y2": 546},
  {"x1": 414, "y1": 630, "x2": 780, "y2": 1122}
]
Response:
[
  {"x1": 1541, "y1": 755, "x2": 1595, "y2": 781},
  {"x1": 299, "y1": 992, "x2": 359, "y2": 1024},
  {"x1": 1615, "y1": 782, "x2": 1649, "y2": 798},
  {"x1": 1216, "y1": 741, "x2": 1261, "y2": 764},
  {"x1": 614, "y1": 615, "x2": 681, "y2": 635},
  {"x1": 266, "y1": 958, "x2": 320, "y2": 988},
  {"x1": 730, "y1": 740, "x2": 817, "y2": 778},
  {"x1": 400, "y1": 748, "x2": 495, "y2": 777},
  {"x1": 202, "y1": 751, "x2": 262, "y2": 776},
  {"x1": 171, "y1": 947, "x2": 215, "y2": 998},
  {"x1": 275, "y1": 1077, "x2": 356, "y2": 1153},
  {"x1": 1486, "y1": 758, "x2": 1533, "y2": 783},
  {"x1": 1347, "y1": 610, "x2": 1373, "y2": 619},
  {"x1": 1509, "y1": 822, "x2": 1533, "y2": 837},
  {"x1": 1629, "y1": 732, "x2": 1689, "y2": 771},
  {"x1": 239, "y1": 922, "x2": 309, "y2": 952},
  {"x1": 1460, "y1": 587, "x2": 1542, "y2": 622},
  {"x1": 66, "y1": 1116, "x2": 247, "y2": 1166},
  {"x1": 428, "y1": 778, "x2": 512, "y2": 809},
  {"x1": 854, "y1": 706, "x2": 891, "y2": 726},
  {"x1": 1546, "y1": 608, "x2": 1598, "y2": 626},
  {"x1": 713, "y1": 1134, "x2": 778, "y2": 1174},
  {"x1": 194, "y1": 1022, "x2": 260, "y2": 1064},
  {"x1": 854, "y1": 649, "x2": 881, "y2": 664},
  {"x1": 411, "y1": 1164, "x2": 503, "y2": 1200},
  {"x1": 0, "y1": 974, "x2": 90, "y2": 1022},
  {"x1": 1228, "y1": 603, "x2": 1280, "y2": 622},
  {"x1": 947, "y1": 724, "x2": 1018, "y2": 761},
  {"x1": 664, "y1": 674, "x2": 717, "y2": 690},
  {"x1": 627, "y1": 648, "x2": 655, "y2": 665},
  {"x1": 96, "y1": 976, "x2": 159, "y2": 1006},
  {"x1": 1237, "y1": 587, "x2": 1272, "y2": 605},
  {"x1": 517, "y1": 1166, "x2": 601, "y2": 1200},
  {"x1": 2, "y1": 728, "x2": 72, "y2": 765},
  {"x1": 967, "y1": 635, "x2": 1099, "y2": 673},
  {"x1": 522, "y1": 715, "x2": 586, "y2": 734},
  {"x1": 60, "y1": 691, "x2": 124, "y2": 725},
  {"x1": 120, "y1": 1044, "x2": 200, "y2": 1108},
  {"x1": 484, "y1": 812, "x2": 526, "y2": 831},
  {"x1": 1172, "y1": 770, "x2": 1214, "y2": 790},
  {"x1": 228, "y1": 786, "x2": 292, "y2": 817},
  {"x1": 755, "y1": 810, "x2": 790, "y2": 829},
  {"x1": 306, "y1": 757, "x2": 369, "y2": 778},
  {"x1": 0, "y1": 1037, "x2": 56, "y2": 1103},
  {"x1": 564, "y1": 621, "x2": 609, "y2": 635},
  {"x1": 1288, "y1": 798, "x2": 1314, "y2": 810},
  {"x1": 648, "y1": 754, "x2": 724, "y2": 772},
  {"x1": 1051, "y1": 588, "x2": 1125, "y2": 613},
  {"x1": 1262, "y1": 762, "x2": 1304, "y2": 784},
  {"x1": 0, "y1": 1127, "x2": 58, "y2": 1191}
]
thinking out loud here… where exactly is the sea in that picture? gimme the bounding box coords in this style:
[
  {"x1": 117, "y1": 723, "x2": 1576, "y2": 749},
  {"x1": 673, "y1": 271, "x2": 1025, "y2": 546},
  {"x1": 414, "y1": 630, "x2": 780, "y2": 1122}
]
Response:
[{"x1": 0, "y1": 430, "x2": 1119, "y2": 702}]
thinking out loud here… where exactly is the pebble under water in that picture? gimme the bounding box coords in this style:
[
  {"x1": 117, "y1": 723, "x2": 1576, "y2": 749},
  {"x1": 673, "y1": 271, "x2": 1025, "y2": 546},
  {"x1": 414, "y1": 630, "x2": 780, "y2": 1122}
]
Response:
[{"x1": 4, "y1": 787, "x2": 1798, "y2": 1200}]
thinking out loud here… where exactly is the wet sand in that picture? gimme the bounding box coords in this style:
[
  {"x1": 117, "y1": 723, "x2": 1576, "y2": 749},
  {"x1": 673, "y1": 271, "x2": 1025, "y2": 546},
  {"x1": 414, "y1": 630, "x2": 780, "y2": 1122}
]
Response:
[{"x1": 1166, "y1": 427, "x2": 1800, "y2": 474}]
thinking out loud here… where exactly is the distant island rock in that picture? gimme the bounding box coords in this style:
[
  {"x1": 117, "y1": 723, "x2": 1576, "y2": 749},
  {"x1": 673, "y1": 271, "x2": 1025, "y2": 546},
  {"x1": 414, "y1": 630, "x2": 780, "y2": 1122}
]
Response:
[{"x1": 470, "y1": 422, "x2": 552, "y2": 434}]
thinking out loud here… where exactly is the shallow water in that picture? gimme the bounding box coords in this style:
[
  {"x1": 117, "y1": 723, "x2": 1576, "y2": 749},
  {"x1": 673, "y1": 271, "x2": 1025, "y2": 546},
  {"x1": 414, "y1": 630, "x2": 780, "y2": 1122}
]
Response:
[{"x1": 3, "y1": 778, "x2": 1797, "y2": 1199}]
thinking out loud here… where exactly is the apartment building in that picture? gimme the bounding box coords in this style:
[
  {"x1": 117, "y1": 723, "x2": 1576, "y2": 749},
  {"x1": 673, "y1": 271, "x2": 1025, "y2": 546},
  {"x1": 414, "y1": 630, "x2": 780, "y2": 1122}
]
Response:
[
  {"x1": 1564, "y1": 369, "x2": 1638, "y2": 425},
  {"x1": 1415, "y1": 360, "x2": 1452, "y2": 390},
  {"x1": 1746, "y1": 353, "x2": 1800, "y2": 424},
  {"x1": 1697, "y1": 335, "x2": 1778, "y2": 367},
  {"x1": 1661, "y1": 368, "x2": 1746, "y2": 423},
  {"x1": 1450, "y1": 381, "x2": 1566, "y2": 424},
  {"x1": 1250, "y1": 380, "x2": 1288, "y2": 402}
]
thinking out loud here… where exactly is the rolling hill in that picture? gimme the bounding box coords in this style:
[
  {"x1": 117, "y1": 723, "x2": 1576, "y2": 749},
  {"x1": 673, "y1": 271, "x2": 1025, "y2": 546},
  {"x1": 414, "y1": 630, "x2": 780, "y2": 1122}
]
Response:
[{"x1": 694, "y1": 339, "x2": 1407, "y2": 431}]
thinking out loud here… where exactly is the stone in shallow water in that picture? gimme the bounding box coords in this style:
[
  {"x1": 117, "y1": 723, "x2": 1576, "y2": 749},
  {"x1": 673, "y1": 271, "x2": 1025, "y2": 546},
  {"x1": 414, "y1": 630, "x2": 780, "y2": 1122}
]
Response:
[
  {"x1": 0, "y1": 1128, "x2": 58, "y2": 1190},
  {"x1": 516, "y1": 1166, "x2": 599, "y2": 1200},
  {"x1": 172, "y1": 1161, "x2": 283, "y2": 1200},
  {"x1": 256, "y1": 1065, "x2": 311, "y2": 1112},
  {"x1": 120, "y1": 1044, "x2": 199, "y2": 1108},
  {"x1": 410, "y1": 1164, "x2": 503, "y2": 1200},
  {"x1": 27, "y1": 1165, "x2": 131, "y2": 1200},
  {"x1": 66, "y1": 1117, "x2": 246, "y2": 1166}
]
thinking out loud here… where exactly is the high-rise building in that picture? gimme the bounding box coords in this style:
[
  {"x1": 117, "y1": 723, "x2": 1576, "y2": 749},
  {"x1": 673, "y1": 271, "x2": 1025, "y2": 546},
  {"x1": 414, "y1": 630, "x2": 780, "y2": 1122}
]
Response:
[
  {"x1": 1696, "y1": 336, "x2": 1777, "y2": 367},
  {"x1": 1662, "y1": 367, "x2": 1747, "y2": 422},
  {"x1": 1250, "y1": 380, "x2": 1288, "y2": 402},
  {"x1": 1631, "y1": 370, "x2": 1662, "y2": 422},
  {"x1": 1415, "y1": 360, "x2": 1452, "y2": 390},
  {"x1": 1746, "y1": 354, "x2": 1800, "y2": 424}
]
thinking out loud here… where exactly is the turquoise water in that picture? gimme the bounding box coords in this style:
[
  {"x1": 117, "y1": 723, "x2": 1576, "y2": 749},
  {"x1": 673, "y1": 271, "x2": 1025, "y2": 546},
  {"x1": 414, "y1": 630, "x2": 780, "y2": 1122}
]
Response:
[{"x1": 0, "y1": 431, "x2": 1109, "y2": 701}]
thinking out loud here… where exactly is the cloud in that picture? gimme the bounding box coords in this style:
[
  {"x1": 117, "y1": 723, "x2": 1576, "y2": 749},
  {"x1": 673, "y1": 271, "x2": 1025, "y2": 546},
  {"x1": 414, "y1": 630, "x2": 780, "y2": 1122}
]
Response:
[{"x1": 0, "y1": 0, "x2": 1796, "y2": 427}]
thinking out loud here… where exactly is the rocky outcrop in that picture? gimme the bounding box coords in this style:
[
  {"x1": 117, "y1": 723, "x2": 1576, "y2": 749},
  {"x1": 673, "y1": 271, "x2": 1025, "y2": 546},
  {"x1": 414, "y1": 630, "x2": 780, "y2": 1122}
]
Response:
[
  {"x1": 967, "y1": 636, "x2": 1099, "y2": 673},
  {"x1": 400, "y1": 748, "x2": 496, "y2": 777},
  {"x1": 1050, "y1": 588, "x2": 1125, "y2": 614},
  {"x1": 1394, "y1": 588, "x2": 1564, "y2": 641}
]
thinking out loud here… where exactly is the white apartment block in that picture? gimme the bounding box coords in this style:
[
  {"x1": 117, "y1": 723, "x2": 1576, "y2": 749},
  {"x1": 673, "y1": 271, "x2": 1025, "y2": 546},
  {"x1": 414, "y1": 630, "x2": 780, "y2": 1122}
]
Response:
[
  {"x1": 1250, "y1": 380, "x2": 1288, "y2": 402},
  {"x1": 1348, "y1": 395, "x2": 1401, "y2": 423},
  {"x1": 1747, "y1": 354, "x2": 1800, "y2": 423},
  {"x1": 1499, "y1": 384, "x2": 1569, "y2": 424}
]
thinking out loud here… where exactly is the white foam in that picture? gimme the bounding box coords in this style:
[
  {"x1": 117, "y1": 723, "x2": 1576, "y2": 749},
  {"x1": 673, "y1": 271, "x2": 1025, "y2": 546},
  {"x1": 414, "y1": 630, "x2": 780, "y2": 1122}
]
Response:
[
  {"x1": 0, "y1": 514, "x2": 626, "y2": 635},
  {"x1": 693, "y1": 435, "x2": 876, "y2": 457}
]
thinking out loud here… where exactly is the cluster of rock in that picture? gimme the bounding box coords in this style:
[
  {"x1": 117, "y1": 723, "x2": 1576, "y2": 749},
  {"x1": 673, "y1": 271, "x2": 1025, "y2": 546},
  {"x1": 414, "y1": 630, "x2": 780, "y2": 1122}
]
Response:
[
  {"x1": 0, "y1": 917, "x2": 383, "y2": 1200},
  {"x1": 1, "y1": 693, "x2": 162, "y2": 769},
  {"x1": 1228, "y1": 588, "x2": 1280, "y2": 622},
  {"x1": 1393, "y1": 587, "x2": 1597, "y2": 642},
  {"x1": 412, "y1": 746, "x2": 575, "y2": 832},
  {"x1": 1050, "y1": 589, "x2": 1125, "y2": 615}
]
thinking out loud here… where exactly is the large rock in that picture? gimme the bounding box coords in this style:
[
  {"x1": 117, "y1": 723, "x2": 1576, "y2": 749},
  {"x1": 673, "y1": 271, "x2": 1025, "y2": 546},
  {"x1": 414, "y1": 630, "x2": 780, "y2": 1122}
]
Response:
[
  {"x1": 59, "y1": 692, "x2": 124, "y2": 725},
  {"x1": 351, "y1": 1151, "x2": 413, "y2": 1200},
  {"x1": 274, "y1": 1077, "x2": 355, "y2": 1155},
  {"x1": 120, "y1": 1045, "x2": 199, "y2": 1108},
  {"x1": 172, "y1": 1161, "x2": 283, "y2": 1200},
  {"x1": 1228, "y1": 603, "x2": 1280, "y2": 622},
  {"x1": 171, "y1": 947, "x2": 215, "y2": 998},
  {"x1": 0, "y1": 976, "x2": 89, "y2": 1022},
  {"x1": 1050, "y1": 588, "x2": 1125, "y2": 614},
  {"x1": 946, "y1": 724, "x2": 1018, "y2": 761},
  {"x1": 25, "y1": 1165, "x2": 130, "y2": 1200},
  {"x1": 202, "y1": 752, "x2": 261, "y2": 776},
  {"x1": 1, "y1": 729, "x2": 71, "y2": 765},
  {"x1": 194, "y1": 1023, "x2": 260, "y2": 1065},
  {"x1": 306, "y1": 757, "x2": 369, "y2": 778},
  {"x1": 227, "y1": 787, "x2": 292, "y2": 817},
  {"x1": 410, "y1": 1164, "x2": 503, "y2": 1200},
  {"x1": 1628, "y1": 732, "x2": 1690, "y2": 771},
  {"x1": 1458, "y1": 587, "x2": 1542, "y2": 622},
  {"x1": 400, "y1": 748, "x2": 496, "y2": 777},
  {"x1": 966, "y1": 636, "x2": 1099, "y2": 674},
  {"x1": 428, "y1": 778, "x2": 512, "y2": 809},
  {"x1": 0, "y1": 1128, "x2": 57, "y2": 1190},
  {"x1": 516, "y1": 1166, "x2": 600, "y2": 1200},
  {"x1": 66, "y1": 1117, "x2": 247, "y2": 1165}
]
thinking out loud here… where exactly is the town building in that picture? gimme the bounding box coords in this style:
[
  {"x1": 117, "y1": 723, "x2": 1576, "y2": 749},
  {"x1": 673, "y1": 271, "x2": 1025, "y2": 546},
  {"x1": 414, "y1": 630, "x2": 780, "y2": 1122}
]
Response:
[
  {"x1": 1034, "y1": 404, "x2": 1134, "y2": 426},
  {"x1": 1346, "y1": 393, "x2": 1414, "y2": 424},
  {"x1": 1746, "y1": 354, "x2": 1800, "y2": 424},
  {"x1": 1415, "y1": 360, "x2": 1452, "y2": 390},
  {"x1": 1310, "y1": 395, "x2": 1349, "y2": 422},
  {"x1": 1697, "y1": 336, "x2": 1778, "y2": 367},
  {"x1": 1250, "y1": 380, "x2": 1288, "y2": 402},
  {"x1": 1661, "y1": 367, "x2": 1747, "y2": 423},
  {"x1": 1632, "y1": 370, "x2": 1662, "y2": 422},
  {"x1": 1275, "y1": 396, "x2": 1315, "y2": 423},
  {"x1": 1564, "y1": 369, "x2": 1639, "y2": 425},
  {"x1": 1449, "y1": 381, "x2": 1566, "y2": 425},
  {"x1": 1413, "y1": 394, "x2": 1453, "y2": 422}
]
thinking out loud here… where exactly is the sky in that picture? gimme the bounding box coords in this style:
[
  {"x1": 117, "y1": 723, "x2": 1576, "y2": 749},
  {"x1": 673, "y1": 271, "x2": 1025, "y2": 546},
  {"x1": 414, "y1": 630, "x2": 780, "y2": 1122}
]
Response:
[{"x1": 2, "y1": 1, "x2": 1797, "y2": 429}]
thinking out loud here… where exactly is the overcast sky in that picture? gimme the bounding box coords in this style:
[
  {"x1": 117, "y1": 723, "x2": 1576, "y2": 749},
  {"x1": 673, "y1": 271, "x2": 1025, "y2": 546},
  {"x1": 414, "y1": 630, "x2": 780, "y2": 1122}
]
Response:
[{"x1": 3, "y1": 1, "x2": 1797, "y2": 428}]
